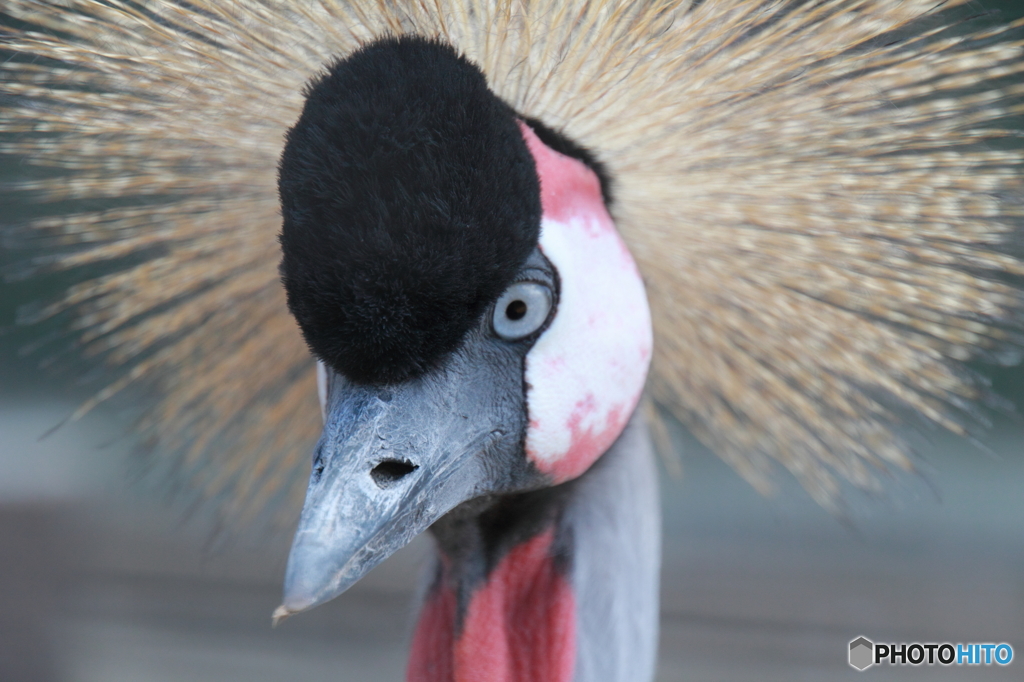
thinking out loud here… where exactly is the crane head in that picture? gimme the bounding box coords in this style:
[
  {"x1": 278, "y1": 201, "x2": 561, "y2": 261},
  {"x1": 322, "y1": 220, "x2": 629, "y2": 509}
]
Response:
[{"x1": 274, "y1": 35, "x2": 651, "y2": 619}]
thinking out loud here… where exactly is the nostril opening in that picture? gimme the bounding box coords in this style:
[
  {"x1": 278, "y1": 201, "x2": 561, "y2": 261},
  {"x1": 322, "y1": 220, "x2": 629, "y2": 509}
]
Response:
[
  {"x1": 370, "y1": 459, "x2": 417, "y2": 488},
  {"x1": 312, "y1": 445, "x2": 325, "y2": 483}
]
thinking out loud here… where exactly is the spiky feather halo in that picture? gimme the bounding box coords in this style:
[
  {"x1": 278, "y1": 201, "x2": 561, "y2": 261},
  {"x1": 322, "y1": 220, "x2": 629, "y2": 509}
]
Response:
[{"x1": 1, "y1": 0, "x2": 1022, "y2": 523}]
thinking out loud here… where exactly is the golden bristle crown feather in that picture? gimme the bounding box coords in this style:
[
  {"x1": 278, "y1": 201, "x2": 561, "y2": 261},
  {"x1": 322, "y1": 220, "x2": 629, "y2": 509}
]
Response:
[{"x1": 2, "y1": 0, "x2": 1023, "y2": 521}]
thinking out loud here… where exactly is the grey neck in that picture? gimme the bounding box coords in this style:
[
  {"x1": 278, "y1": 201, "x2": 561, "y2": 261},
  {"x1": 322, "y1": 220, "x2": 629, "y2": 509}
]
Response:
[{"x1": 563, "y1": 409, "x2": 661, "y2": 682}]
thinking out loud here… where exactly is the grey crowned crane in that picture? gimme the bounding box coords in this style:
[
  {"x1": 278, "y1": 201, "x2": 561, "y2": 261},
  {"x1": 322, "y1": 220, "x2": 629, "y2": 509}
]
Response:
[
  {"x1": 3, "y1": 1, "x2": 1023, "y2": 680},
  {"x1": 273, "y1": 38, "x2": 659, "y2": 679}
]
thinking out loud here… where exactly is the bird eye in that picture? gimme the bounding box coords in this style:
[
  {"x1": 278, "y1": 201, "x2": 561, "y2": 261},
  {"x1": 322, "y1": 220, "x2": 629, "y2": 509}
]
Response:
[{"x1": 493, "y1": 282, "x2": 553, "y2": 340}]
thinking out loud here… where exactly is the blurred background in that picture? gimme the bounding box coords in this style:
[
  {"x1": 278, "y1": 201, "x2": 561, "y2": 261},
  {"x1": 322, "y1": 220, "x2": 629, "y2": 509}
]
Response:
[{"x1": 1, "y1": 2, "x2": 1022, "y2": 681}]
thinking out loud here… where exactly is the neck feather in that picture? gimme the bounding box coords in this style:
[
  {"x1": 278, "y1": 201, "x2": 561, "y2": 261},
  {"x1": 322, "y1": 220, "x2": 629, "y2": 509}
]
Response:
[{"x1": 407, "y1": 411, "x2": 660, "y2": 682}]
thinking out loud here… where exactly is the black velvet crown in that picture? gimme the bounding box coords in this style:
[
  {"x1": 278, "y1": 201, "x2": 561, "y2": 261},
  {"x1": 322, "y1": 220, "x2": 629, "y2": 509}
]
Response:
[{"x1": 279, "y1": 36, "x2": 541, "y2": 384}]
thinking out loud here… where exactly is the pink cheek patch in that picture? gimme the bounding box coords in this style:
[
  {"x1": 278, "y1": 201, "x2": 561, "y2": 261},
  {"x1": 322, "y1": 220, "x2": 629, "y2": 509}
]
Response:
[{"x1": 519, "y1": 123, "x2": 653, "y2": 484}]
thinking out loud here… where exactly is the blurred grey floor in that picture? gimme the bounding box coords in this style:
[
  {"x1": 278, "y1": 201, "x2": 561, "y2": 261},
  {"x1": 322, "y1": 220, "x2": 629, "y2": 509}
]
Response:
[{"x1": 0, "y1": 400, "x2": 1021, "y2": 681}]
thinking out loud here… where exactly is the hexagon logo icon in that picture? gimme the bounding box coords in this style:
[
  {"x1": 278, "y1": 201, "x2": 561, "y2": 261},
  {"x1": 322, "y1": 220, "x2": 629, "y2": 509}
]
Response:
[{"x1": 849, "y1": 637, "x2": 874, "y2": 671}]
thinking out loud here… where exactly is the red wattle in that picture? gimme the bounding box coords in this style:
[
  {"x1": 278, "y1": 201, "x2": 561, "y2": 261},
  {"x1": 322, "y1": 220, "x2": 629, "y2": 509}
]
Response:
[
  {"x1": 407, "y1": 529, "x2": 576, "y2": 682},
  {"x1": 408, "y1": 577, "x2": 457, "y2": 681}
]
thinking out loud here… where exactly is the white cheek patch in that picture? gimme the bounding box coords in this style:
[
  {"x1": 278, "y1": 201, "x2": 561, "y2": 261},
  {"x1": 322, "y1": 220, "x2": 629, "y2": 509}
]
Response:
[{"x1": 519, "y1": 124, "x2": 652, "y2": 484}]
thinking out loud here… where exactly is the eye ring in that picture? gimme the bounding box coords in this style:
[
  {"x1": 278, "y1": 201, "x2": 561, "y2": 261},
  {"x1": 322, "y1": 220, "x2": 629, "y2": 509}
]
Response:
[{"x1": 492, "y1": 281, "x2": 553, "y2": 340}]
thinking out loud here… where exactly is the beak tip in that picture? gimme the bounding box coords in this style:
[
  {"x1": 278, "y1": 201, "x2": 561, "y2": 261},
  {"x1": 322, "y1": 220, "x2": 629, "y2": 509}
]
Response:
[{"x1": 271, "y1": 604, "x2": 292, "y2": 628}]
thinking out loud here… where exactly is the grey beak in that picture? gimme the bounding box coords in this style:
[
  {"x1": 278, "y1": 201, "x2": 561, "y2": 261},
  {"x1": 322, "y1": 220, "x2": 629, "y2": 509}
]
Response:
[{"x1": 275, "y1": 337, "x2": 536, "y2": 622}]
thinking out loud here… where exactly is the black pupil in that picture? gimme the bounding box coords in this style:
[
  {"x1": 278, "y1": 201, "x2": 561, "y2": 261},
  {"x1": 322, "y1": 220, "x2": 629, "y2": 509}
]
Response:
[{"x1": 506, "y1": 299, "x2": 528, "y2": 321}]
